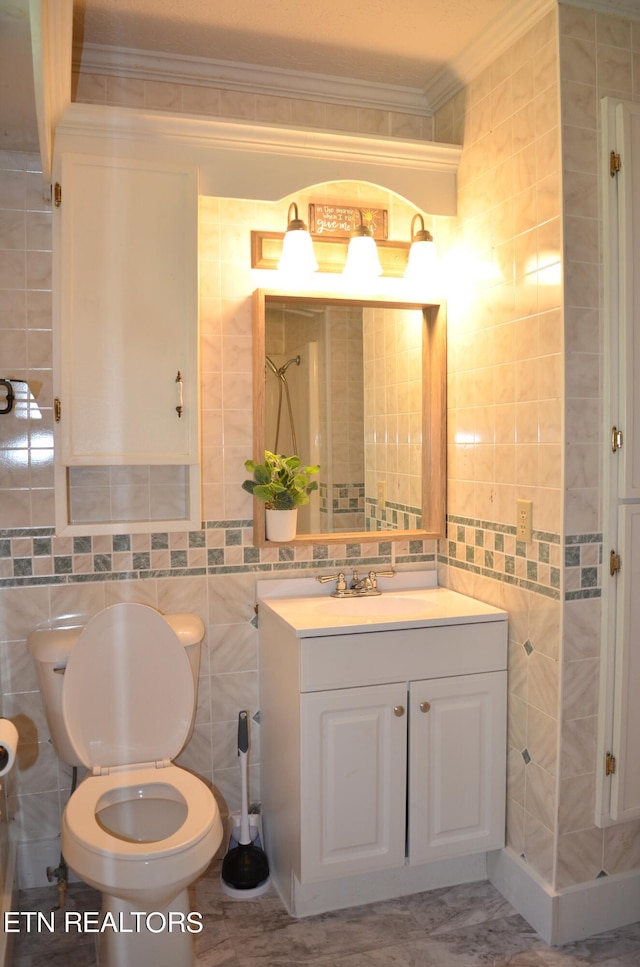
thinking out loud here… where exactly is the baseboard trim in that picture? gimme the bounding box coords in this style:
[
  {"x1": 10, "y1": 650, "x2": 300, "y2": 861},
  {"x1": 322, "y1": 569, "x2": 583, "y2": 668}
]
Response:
[
  {"x1": 488, "y1": 847, "x2": 640, "y2": 945},
  {"x1": 287, "y1": 853, "x2": 488, "y2": 918}
]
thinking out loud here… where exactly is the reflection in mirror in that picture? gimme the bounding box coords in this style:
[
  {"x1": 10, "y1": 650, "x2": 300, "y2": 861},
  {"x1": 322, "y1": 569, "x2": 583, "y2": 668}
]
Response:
[{"x1": 252, "y1": 291, "x2": 446, "y2": 546}]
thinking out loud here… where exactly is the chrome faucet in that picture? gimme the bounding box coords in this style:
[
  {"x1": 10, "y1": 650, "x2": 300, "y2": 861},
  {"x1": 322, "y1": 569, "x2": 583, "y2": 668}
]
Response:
[{"x1": 316, "y1": 568, "x2": 395, "y2": 598}]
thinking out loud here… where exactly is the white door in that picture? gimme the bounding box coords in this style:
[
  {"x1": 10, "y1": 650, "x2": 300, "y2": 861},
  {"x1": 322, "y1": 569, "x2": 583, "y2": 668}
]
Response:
[
  {"x1": 300, "y1": 683, "x2": 407, "y2": 881},
  {"x1": 610, "y1": 505, "x2": 640, "y2": 821},
  {"x1": 408, "y1": 672, "x2": 506, "y2": 864},
  {"x1": 599, "y1": 98, "x2": 640, "y2": 825},
  {"x1": 56, "y1": 153, "x2": 199, "y2": 465},
  {"x1": 615, "y1": 101, "x2": 640, "y2": 498}
]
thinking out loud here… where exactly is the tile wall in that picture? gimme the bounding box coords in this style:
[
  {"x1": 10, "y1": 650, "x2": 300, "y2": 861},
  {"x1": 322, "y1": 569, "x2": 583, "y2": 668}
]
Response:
[
  {"x1": 0, "y1": 153, "x2": 436, "y2": 886},
  {"x1": 434, "y1": 4, "x2": 565, "y2": 888},
  {"x1": 434, "y1": 0, "x2": 640, "y2": 892},
  {"x1": 363, "y1": 305, "x2": 423, "y2": 527},
  {"x1": 73, "y1": 67, "x2": 434, "y2": 143},
  {"x1": 3, "y1": 0, "x2": 639, "y2": 896},
  {"x1": 555, "y1": 0, "x2": 640, "y2": 890}
]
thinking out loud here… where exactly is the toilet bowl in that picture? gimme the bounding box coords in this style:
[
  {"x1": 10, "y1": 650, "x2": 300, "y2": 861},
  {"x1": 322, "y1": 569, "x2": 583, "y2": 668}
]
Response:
[{"x1": 28, "y1": 603, "x2": 223, "y2": 967}]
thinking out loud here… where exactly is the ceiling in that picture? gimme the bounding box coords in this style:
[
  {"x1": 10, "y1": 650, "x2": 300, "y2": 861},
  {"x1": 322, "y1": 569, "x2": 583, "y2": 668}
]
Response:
[
  {"x1": 70, "y1": 0, "x2": 514, "y2": 90},
  {"x1": 5, "y1": 1, "x2": 640, "y2": 158},
  {"x1": 1, "y1": 0, "x2": 537, "y2": 154}
]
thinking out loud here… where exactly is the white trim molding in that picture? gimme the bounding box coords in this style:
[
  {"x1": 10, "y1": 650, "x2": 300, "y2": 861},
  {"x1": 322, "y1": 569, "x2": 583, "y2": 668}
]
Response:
[
  {"x1": 71, "y1": 0, "x2": 556, "y2": 119},
  {"x1": 426, "y1": 0, "x2": 556, "y2": 110},
  {"x1": 29, "y1": 0, "x2": 73, "y2": 186},
  {"x1": 488, "y1": 847, "x2": 640, "y2": 945},
  {"x1": 72, "y1": 43, "x2": 433, "y2": 117},
  {"x1": 55, "y1": 103, "x2": 461, "y2": 214}
]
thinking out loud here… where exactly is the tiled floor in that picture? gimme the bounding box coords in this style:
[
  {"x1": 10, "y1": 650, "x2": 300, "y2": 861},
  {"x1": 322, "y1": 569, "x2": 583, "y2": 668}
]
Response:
[{"x1": 11, "y1": 864, "x2": 640, "y2": 966}]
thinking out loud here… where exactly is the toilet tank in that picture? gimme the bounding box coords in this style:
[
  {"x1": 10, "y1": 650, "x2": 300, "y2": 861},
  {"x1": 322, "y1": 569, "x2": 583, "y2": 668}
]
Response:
[{"x1": 27, "y1": 609, "x2": 205, "y2": 768}]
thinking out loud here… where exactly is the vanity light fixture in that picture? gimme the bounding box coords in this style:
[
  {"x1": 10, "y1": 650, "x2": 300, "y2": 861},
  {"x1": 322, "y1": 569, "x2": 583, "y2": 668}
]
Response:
[
  {"x1": 342, "y1": 209, "x2": 383, "y2": 280},
  {"x1": 277, "y1": 202, "x2": 318, "y2": 274},
  {"x1": 404, "y1": 214, "x2": 439, "y2": 282}
]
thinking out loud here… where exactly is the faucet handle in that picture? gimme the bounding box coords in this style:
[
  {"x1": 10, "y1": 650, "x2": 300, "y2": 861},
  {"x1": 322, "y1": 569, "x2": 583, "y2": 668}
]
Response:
[
  {"x1": 368, "y1": 568, "x2": 395, "y2": 589},
  {"x1": 316, "y1": 572, "x2": 347, "y2": 592}
]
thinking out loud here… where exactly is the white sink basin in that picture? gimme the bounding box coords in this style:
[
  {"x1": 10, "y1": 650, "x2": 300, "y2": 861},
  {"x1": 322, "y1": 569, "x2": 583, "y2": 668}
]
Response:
[
  {"x1": 257, "y1": 577, "x2": 508, "y2": 637},
  {"x1": 317, "y1": 595, "x2": 434, "y2": 618}
]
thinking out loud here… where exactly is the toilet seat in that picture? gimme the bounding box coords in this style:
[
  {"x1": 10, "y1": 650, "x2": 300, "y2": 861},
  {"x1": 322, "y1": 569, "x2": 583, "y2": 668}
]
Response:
[
  {"x1": 64, "y1": 763, "x2": 218, "y2": 860},
  {"x1": 62, "y1": 603, "x2": 194, "y2": 771}
]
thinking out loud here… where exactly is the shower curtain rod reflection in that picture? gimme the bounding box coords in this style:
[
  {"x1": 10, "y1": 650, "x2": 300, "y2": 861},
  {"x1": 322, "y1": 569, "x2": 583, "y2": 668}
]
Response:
[{"x1": 266, "y1": 354, "x2": 301, "y2": 454}]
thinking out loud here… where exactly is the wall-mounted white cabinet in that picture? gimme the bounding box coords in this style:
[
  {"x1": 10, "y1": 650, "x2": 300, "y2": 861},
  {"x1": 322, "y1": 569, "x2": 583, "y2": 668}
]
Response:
[
  {"x1": 52, "y1": 150, "x2": 200, "y2": 534},
  {"x1": 257, "y1": 578, "x2": 507, "y2": 916}
]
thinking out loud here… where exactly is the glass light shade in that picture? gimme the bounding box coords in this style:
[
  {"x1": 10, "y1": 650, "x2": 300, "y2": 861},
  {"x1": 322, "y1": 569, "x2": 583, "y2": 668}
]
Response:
[
  {"x1": 278, "y1": 228, "x2": 318, "y2": 274},
  {"x1": 343, "y1": 234, "x2": 383, "y2": 279},
  {"x1": 404, "y1": 237, "x2": 439, "y2": 282}
]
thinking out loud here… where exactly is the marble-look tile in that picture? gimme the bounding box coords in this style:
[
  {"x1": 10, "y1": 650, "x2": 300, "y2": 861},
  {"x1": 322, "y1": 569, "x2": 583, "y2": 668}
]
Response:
[{"x1": 14, "y1": 876, "x2": 640, "y2": 967}]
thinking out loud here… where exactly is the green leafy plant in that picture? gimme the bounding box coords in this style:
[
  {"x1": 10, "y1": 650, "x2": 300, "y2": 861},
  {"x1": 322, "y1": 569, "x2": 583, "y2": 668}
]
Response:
[{"x1": 242, "y1": 451, "x2": 319, "y2": 510}]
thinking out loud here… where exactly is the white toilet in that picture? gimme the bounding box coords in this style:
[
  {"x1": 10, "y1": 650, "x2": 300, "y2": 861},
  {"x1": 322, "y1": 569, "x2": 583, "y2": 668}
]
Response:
[{"x1": 28, "y1": 602, "x2": 223, "y2": 967}]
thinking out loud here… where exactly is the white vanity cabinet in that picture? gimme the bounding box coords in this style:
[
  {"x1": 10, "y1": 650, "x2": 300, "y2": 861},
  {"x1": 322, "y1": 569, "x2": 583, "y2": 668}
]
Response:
[
  {"x1": 257, "y1": 579, "x2": 508, "y2": 916},
  {"x1": 52, "y1": 150, "x2": 200, "y2": 533}
]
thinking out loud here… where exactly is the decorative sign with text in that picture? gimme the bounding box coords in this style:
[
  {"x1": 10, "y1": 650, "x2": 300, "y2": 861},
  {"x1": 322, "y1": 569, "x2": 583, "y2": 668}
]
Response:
[{"x1": 308, "y1": 205, "x2": 389, "y2": 239}]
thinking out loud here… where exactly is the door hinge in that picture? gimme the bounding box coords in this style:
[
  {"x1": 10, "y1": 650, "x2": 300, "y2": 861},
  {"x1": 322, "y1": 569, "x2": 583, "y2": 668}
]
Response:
[
  {"x1": 605, "y1": 752, "x2": 616, "y2": 776},
  {"x1": 610, "y1": 151, "x2": 621, "y2": 177},
  {"x1": 611, "y1": 425, "x2": 623, "y2": 452},
  {"x1": 54, "y1": 397, "x2": 61, "y2": 423},
  {"x1": 54, "y1": 182, "x2": 62, "y2": 207},
  {"x1": 610, "y1": 549, "x2": 622, "y2": 575}
]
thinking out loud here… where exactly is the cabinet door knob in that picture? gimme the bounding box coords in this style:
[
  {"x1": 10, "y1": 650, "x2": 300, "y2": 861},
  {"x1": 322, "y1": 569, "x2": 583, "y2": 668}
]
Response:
[
  {"x1": 420, "y1": 701, "x2": 431, "y2": 713},
  {"x1": 393, "y1": 705, "x2": 405, "y2": 717}
]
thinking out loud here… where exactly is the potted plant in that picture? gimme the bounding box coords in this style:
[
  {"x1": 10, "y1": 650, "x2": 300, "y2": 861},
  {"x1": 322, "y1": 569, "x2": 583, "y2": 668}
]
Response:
[{"x1": 242, "y1": 451, "x2": 319, "y2": 541}]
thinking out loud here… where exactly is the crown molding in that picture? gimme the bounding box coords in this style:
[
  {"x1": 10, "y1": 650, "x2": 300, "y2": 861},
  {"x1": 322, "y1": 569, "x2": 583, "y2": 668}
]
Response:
[
  {"x1": 73, "y1": 2, "x2": 558, "y2": 118},
  {"x1": 425, "y1": 0, "x2": 557, "y2": 111},
  {"x1": 72, "y1": 43, "x2": 433, "y2": 116},
  {"x1": 72, "y1": 0, "x2": 639, "y2": 121}
]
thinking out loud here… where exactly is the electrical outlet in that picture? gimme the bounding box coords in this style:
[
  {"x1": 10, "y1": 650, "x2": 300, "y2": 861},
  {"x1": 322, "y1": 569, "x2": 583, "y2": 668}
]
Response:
[
  {"x1": 377, "y1": 480, "x2": 386, "y2": 509},
  {"x1": 517, "y1": 499, "x2": 533, "y2": 543}
]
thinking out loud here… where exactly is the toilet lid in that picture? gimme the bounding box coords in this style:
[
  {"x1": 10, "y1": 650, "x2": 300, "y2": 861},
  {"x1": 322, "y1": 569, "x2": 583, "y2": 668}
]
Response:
[{"x1": 62, "y1": 603, "x2": 195, "y2": 771}]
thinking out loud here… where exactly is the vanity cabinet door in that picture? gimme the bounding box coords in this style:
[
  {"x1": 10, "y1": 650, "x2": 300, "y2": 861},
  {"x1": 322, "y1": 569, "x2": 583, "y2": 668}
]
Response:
[
  {"x1": 55, "y1": 153, "x2": 199, "y2": 465},
  {"x1": 300, "y1": 682, "x2": 407, "y2": 881},
  {"x1": 408, "y1": 672, "x2": 506, "y2": 864}
]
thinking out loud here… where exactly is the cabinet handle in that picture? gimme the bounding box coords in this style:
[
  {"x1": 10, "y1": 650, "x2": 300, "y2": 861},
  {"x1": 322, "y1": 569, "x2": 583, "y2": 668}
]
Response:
[
  {"x1": 393, "y1": 705, "x2": 405, "y2": 717},
  {"x1": 175, "y1": 370, "x2": 183, "y2": 417},
  {"x1": 420, "y1": 701, "x2": 431, "y2": 713}
]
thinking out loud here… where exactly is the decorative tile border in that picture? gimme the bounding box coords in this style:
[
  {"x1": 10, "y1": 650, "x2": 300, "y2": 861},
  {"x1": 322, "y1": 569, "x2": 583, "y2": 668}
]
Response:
[
  {"x1": 439, "y1": 514, "x2": 563, "y2": 600},
  {"x1": 365, "y1": 497, "x2": 422, "y2": 531},
  {"x1": 564, "y1": 533, "x2": 603, "y2": 601},
  {"x1": 0, "y1": 520, "x2": 603, "y2": 599},
  {"x1": 0, "y1": 522, "x2": 435, "y2": 588}
]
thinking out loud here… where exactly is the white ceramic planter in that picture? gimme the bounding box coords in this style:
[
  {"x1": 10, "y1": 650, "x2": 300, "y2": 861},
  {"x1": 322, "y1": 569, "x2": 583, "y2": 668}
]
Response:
[{"x1": 265, "y1": 508, "x2": 298, "y2": 542}]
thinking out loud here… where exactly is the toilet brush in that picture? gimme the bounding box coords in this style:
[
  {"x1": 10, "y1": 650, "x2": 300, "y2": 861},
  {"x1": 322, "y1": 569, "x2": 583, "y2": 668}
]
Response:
[{"x1": 220, "y1": 711, "x2": 270, "y2": 895}]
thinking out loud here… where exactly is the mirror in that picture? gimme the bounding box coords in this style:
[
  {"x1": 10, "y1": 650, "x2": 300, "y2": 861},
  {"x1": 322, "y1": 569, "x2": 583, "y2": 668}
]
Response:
[{"x1": 251, "y1": 290, "x2": 446, "y2": 545}]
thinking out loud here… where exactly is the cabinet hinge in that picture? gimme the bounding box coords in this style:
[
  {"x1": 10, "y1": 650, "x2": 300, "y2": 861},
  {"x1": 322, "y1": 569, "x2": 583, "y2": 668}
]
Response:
[
  {"x1": 54, "y1": 182, "x2": 62, "y2": 207},
  {"x1": 610, "y1": 550, "x2": 621, "y2": 576},
  {"x1": 605, "y1": 752, "x2": 616, "y2": 776},
  {"x1": 610, "y1": 151, "x2": 621, "y2": 177},
  {"x1": 611, "y1": 425, "x2": 623, "y2": 452},
  {"x1": 54, "y1": 397, "x2": 61, "y2": 423}
]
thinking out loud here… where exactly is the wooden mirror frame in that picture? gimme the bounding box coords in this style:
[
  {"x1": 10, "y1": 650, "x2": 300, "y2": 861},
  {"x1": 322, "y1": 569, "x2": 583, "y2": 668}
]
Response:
[{"x1": 251, "y1": 289, "x2": 446, "y2": 546}]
